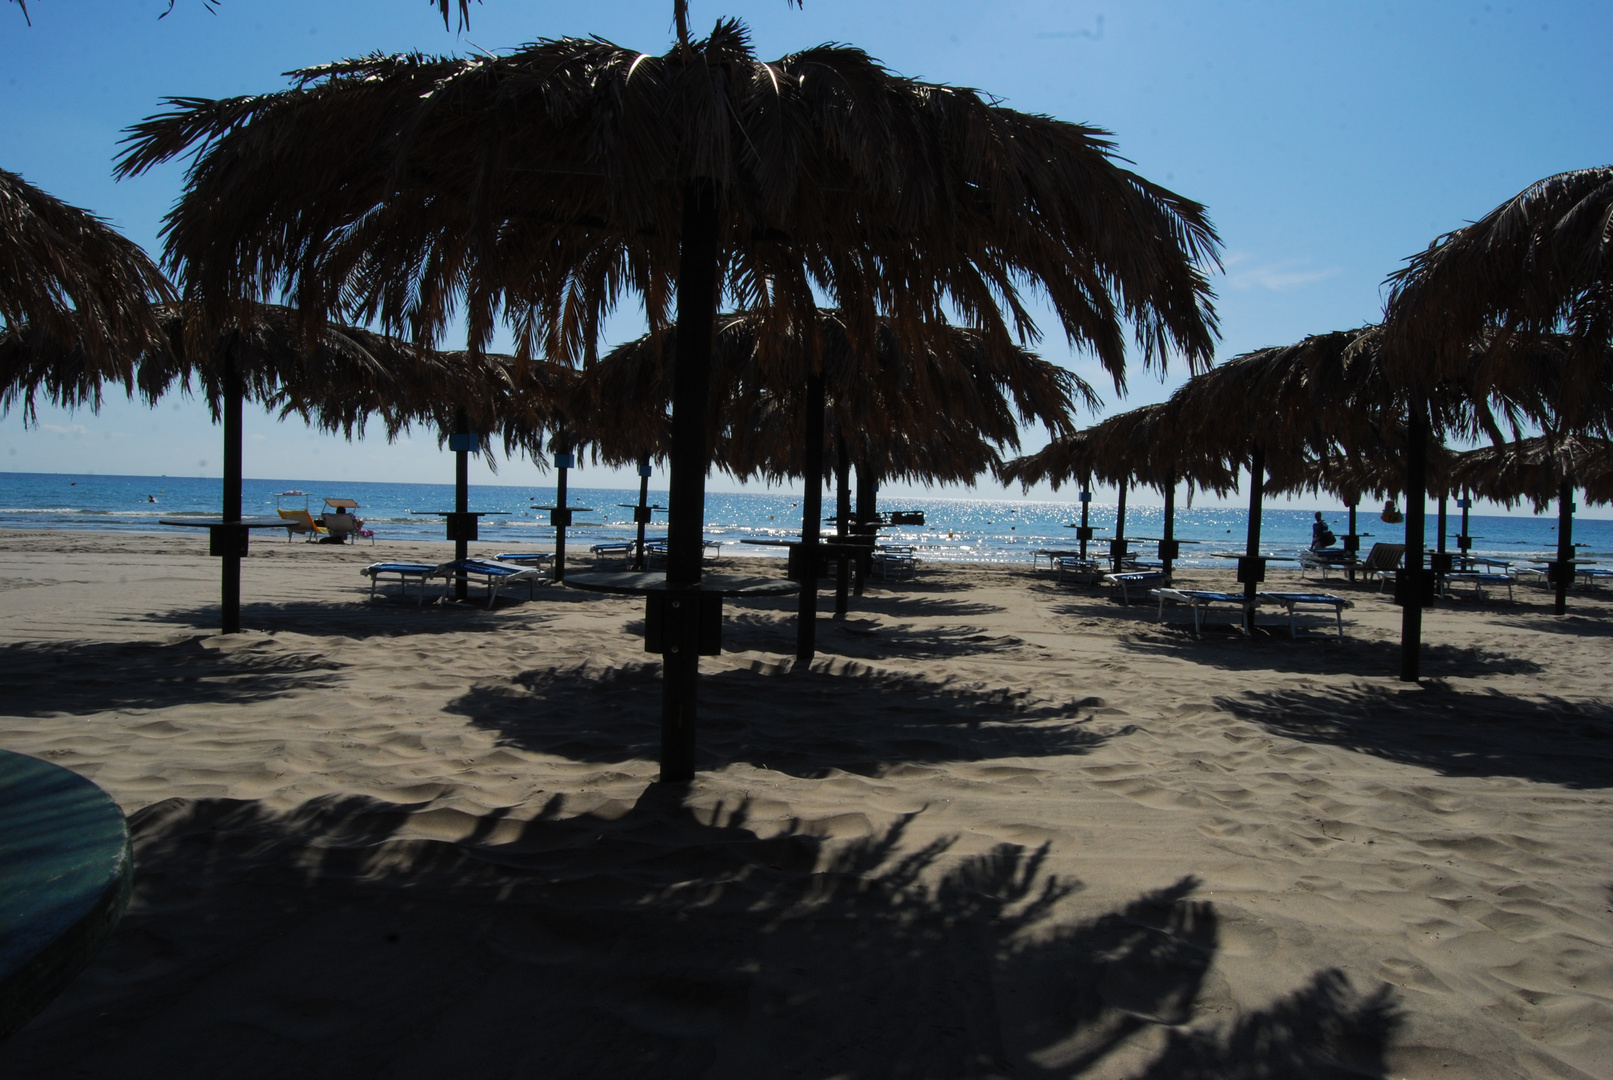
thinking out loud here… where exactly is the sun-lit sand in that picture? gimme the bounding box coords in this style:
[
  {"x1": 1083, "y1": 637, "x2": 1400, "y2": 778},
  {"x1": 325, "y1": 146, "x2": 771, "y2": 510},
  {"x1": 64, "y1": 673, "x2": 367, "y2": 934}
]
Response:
[{"x1": 1, "y1": 527, "x2": 1610, "y2": 1078}]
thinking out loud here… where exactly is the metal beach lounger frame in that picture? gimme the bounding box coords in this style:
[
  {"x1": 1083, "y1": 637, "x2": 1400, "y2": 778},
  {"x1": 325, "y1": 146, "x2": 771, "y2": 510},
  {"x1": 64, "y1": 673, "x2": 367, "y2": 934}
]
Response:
[
  {"x1": 1151, "y1": 588, "x2": 1261, "y2": 635},
  {"x1": 1256, "y1": 592, "x2": 1354, "y2": 638},
  {"x1": 435, "y1": 559, "x2": 545, "y2": 609},
  {"x1": 1105, "y1": 570, "x2": 1169, "y2": 606},
  {"x1": 362, "y1": 563, "x2": 439, "y2": 605}
]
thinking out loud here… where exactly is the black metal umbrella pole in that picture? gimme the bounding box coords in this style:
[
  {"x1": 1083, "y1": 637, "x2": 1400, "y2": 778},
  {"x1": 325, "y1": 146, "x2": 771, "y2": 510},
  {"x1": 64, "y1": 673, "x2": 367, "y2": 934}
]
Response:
[
  {"x1": 1554, "y1": 476, "x2": 1574, "y2": 616},
  {"x1": 221, "y1": 358, "x2": 244, "y2": 634},
  {"x1": 795, "y1": 371, "x2": 827, "y2": 663},
  {"x1": 854, "y1": 465, "x2": 877, "y2": 597},
  {"x1": 1399, "y1": 399, "x2": 1430, "y2": 682},
  {"x1": 635, "y1": 455, "x2": 652, "y2": 570},
  {"x1": 1160, "y1": 473, "x2": 1178, "y2": 576},
  {"x1": 659, "y1": 179, "x2": 720, "y2": 784},
  {"x1": 834, "y1": 435, "x2": 852, "y2": 616},
  {"x1": 1240, "y1": 446, "x2": 1266, "y2": 636}
]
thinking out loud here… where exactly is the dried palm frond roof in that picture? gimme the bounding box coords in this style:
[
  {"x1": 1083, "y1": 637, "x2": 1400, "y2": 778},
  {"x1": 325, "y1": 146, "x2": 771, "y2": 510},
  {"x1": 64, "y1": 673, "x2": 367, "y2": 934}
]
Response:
[
  {"x1": 1, "y1": 301, "x2": 576, "y2": 457},
  {"x1": 118, "y1": 20, "x2": 1220, "y2": 391},
  {"x1": 1262, "y1": 439, "x2": 1462, "y2": 506},
  {"x1": 0, "y1": 169, "x2": 173, "y2": 378},
  {"x1": 583, "y1": 309, "x2": 1093, "y2": 484},
  {"x1": 1448, "y1": 434, "x2": 1613, "y2": 512},
  {"x1": 1382, "y1": 168, "x2": 1613, "y2": 398},
  {"x1": 997, "y1": 402, "x2": 1239, "y2": 496}
]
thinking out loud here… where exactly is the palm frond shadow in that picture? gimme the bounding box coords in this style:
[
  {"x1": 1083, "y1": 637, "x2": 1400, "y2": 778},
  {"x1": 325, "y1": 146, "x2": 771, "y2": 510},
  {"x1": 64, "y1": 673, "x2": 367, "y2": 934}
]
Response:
[
  {"x1": 1120, "y1": 631, "x2": 1543, "y2": 678},
  {"x1": 0, "y1": 638, "x2": 341, "y2": 716},
  {"x1": 832, "y1": 594, "x2": 1007, "y2": 618},
  {"x1": 1215, "y1": 684, "x2": 1613, "y2": 789},
  {"x1": 1489, "y1": 611, "x2": 1613, "y2": 637},
  {"x1": 620, "y1": 611, "x2": 1032, "y2": 662},
  {"x1": 2, "y1": 791, "x2": 1400, "y2": 1079},
  {"x1": 144, "y1": 595, "x2": 566, "y2": 638},
  {"x1": 444, "y1": 661, "x2": 1114, "y2": 777}
]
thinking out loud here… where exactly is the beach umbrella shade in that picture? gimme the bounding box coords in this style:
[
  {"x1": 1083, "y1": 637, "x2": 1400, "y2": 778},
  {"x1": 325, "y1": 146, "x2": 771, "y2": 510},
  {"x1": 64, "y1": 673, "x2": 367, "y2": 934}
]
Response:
[
  {"x1": 1000, "y1": 402, "x2": 1238, "y2": 574},
  {"x1": 2, "y1": 301, "x2": 557, "y2": 630},
  {"x1": 0, "y1": 169, "x2": 173, "y2": 398},
  {"x1": 1381, "y1": 170, "x2": 1613, "y2": 671},
  {"x1": 1448, "y1": 434, "x2": 1613, "y2": 614},
  {"x1": 119, "y1": 21, "x2": 1220, "y2": 781},
  {"x1": 590, "y1": 308, "x2": 1092, "y2": 653}
]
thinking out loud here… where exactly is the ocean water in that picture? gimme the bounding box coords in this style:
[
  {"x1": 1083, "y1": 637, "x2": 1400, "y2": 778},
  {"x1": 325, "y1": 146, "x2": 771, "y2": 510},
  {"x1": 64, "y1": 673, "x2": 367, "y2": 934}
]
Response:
[{"x1": 1, "y1": 470, "x2": 1607, "y2": 569}]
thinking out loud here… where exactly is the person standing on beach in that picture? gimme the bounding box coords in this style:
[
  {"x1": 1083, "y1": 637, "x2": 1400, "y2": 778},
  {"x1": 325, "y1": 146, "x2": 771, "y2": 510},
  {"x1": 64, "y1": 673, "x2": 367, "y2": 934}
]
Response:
[{"x1": 1311, "y1": 511, "x2": 1337, "y2": 550}]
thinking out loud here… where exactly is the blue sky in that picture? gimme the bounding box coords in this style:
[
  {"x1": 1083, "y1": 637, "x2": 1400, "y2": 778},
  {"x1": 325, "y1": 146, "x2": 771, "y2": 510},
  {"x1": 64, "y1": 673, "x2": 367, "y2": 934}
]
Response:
[{"x1": 3, "y1": 0, "x2": 1610, "y2": 512}]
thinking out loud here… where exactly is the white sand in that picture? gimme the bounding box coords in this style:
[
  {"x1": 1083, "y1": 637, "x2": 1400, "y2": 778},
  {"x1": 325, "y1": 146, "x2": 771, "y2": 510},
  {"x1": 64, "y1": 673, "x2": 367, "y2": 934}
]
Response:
[{"x1": 1, "y1": 528, "x2": 1610, "y2": 1078}]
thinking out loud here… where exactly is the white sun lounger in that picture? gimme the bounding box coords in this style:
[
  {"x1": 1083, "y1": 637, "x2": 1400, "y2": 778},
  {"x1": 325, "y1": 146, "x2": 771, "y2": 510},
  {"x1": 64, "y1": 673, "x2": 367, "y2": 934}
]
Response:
[
  {"x1": 1151, "y1": 588, "x2": 1261, "y2": 634},
  {"x1": 1257, "y1": 591, "x2": 1354, "y2": 638}
]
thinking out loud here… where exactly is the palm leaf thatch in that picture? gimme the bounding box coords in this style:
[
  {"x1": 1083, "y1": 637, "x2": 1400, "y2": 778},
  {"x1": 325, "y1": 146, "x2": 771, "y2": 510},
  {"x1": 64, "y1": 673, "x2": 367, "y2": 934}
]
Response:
[
  {"x1": 117, "y1": 20, "x2": 1219, "y2": 385},
  {"x1": 1383, "y1": 168, "x2": 1613, "y2": 402},
  {"x1": 997, "y1": 402, "x2": 1237, "y2": 497},
  {"x1": 1262, "y1": 442, "x2": 1461, "y2": 507},
  {"x1": 0, "y1": 169, "x2": 173, "y2": 385},
  {"x1": 586, "y1": 309, "x2": 1093, "y2": 484},
  {"x1": 1447, "y1": 434, "x2": 1613, "y2": 512},
  {"x1": 1, "y1": 301, "x2": 575, "y2": 458}
]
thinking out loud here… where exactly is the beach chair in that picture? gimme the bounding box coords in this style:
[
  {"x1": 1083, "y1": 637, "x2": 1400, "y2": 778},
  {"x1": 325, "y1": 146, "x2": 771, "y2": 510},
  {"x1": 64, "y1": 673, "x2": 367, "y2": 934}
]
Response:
[
  {"x1": 589, "y1": 541, "x2": 637, "y2": 569},
  {"x1": 871, "y1": 548, "x2": 918, "y2": 581},
  {"x1": 1439, "y1": 571, "x2": 1515, "y2": 602},
  {"x1": 1055, "y1": 556, "x2": 1104, "y2": 585},
  {"x1": 1152, "y1": 588, "x2": 1262, "y2": 635},
  {"x1": 1104, "y1": 570, "x2": 1169, "y2": 605},
  {"x1": 1257, "y1": 592, "x2": 1354, "y2": 638},
  {"x1": 494, "y1": 551, "x2": 556, "y2": 572},
  {"x1": 321, "y1": 513, "x2": 365, "y2": 545},
  {"x1": 1298, "y1": 548, "x2": 1357, "y2": 582},
  {"x1": 434, "y1": 558, "x2": 546, "y2": 609},
  {"x1": 1360, "y1": 543, "x2": 1406, "y2": 592},
  {"x1": 361, "y1": 562, "x2": 439, "y2": 605},
  {"x1": 278, "y1": 508, "x2": 328, "y2": 542},
  {"x1": 1577, "y1": 567, "x2": 1613, "y2": 590},
  {"x1": 1035, "y1": 549, "x2": 1082, "y2": 571}
]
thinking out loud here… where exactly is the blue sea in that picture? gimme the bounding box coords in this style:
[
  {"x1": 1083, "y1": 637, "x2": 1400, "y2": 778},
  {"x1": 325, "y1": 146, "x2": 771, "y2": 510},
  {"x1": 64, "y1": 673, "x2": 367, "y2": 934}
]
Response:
[{"x1": 0, "y1": 471, "x2": 1607, "y2": 568}]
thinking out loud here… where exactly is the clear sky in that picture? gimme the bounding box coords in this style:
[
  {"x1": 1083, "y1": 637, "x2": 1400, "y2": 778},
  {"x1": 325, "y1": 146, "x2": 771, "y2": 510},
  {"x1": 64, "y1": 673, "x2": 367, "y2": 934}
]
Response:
[{"x1": 3, "y1": 0, "x2": 1611, "y2": 514}]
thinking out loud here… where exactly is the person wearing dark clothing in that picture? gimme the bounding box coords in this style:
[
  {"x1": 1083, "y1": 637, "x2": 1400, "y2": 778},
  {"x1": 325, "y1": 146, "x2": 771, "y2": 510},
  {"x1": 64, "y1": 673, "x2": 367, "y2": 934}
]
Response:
[{"x1": 1311, "y1": 511, "x2": 1337, "y2": 551}]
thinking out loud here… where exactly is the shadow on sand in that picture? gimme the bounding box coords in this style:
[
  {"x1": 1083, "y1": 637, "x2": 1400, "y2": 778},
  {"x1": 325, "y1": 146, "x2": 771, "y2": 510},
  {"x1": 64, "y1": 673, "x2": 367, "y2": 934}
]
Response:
[
  {"x1": 146, "y1": 592, "x2": 575, "y2": 638},
  {"x1": 1, "y1": 789, "x2": 1401, "y2": 1079},
  {"x1": 1116, "y1": 629, "x2": 1543, "y2": 679},
  {"x1": 445, "y1": 660, "x2": 1114, "y2": 778},
  {"x1": 0, "y1": 637, "x2": 343, "y2": 716},
  {"x1": 1216, "y1": 683, "x2": 1613, "y2": 789}
]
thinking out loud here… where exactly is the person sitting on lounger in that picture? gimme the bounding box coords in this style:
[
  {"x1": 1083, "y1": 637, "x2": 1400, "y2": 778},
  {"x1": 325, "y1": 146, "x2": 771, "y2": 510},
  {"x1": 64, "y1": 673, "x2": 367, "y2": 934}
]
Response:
[{"x1": 1310, "y1": 512, "x2": 1337, "y2": 551}]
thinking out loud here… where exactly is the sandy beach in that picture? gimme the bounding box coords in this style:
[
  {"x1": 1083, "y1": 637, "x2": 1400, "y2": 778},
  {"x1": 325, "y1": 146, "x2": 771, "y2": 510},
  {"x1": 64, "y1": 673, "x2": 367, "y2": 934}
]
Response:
[{"x1": 1, "y1": 527, "x2": 1610, "y2": 1079}]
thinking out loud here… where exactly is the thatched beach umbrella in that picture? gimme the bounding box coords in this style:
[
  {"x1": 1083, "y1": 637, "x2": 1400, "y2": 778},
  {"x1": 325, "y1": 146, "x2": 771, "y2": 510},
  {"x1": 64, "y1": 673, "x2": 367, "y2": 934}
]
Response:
[
  {"x1": 999, "y1": 402, "x2": 1237, "y2": 573},
  {"x1": 1382, "y1": 170, "x2": 1613, "y2": 672},
  {"x1": 591, "y1": 309, "x2": 1091, "y2": 647},
  {"x1": 1161, "y1": 329, "x2": 1389, "y2": 628},
  {"x1": 2, "y1": 301, "x2": 550, "y2": 629},
  {"x1": 1, "y1": 169, "x2": 173, "y2": 386},
  {"x1": 120, "y1": 22, "x2": 1219, "y2": 781},
  {"x1": 1449, "y1": 434, "x2": 1613, "y2": 614}
]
